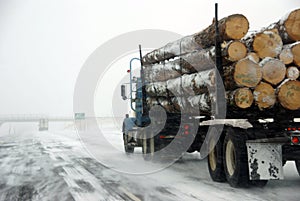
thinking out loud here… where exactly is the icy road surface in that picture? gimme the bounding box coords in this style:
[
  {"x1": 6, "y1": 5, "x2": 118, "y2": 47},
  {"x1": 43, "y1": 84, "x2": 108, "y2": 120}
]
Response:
[{"x1": 0, "y1": 119, "x2": 299, "y2": 201}]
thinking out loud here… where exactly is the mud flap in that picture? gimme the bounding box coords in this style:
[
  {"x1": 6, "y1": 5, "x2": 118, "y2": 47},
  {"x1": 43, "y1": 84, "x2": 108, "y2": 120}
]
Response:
[{"x1": 246, "y1": 140, "x2": 284, "y2": 180}]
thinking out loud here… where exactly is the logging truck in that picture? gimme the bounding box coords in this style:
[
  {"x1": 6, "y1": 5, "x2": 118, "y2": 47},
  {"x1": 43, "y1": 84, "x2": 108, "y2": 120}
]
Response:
[{"x1": 121, "y1": 5, "x2": 300, "y2": 187}]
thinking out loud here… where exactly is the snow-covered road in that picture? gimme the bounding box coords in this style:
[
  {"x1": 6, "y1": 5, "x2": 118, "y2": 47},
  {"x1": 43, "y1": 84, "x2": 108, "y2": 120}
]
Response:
[{"x1": 0, "y1": 119, "x2": 299, "y2": 201}]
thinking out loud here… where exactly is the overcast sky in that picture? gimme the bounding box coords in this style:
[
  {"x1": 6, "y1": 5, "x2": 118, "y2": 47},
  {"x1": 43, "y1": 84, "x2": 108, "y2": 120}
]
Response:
[{"x1": 0, "y1": 0, "x2": 299, "y2": 117}]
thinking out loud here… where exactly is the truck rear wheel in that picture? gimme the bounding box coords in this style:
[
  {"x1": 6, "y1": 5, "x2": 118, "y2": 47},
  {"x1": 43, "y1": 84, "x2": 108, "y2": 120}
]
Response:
[
  {"x1": 207, "y1": 136, "x2": 226, "y2": 182},
  {"x1": 296, "y1": 160, "x2": 300, "y2": 176},
  {"x1": 223, "y1": 129, "x2": 250, "y2": 187},
  {"x1": 123, "y1": 133, "x2": 134, "y2": 154},
  {"x1": 223, "y1": 129, "x2": 268, "y2": 187}
]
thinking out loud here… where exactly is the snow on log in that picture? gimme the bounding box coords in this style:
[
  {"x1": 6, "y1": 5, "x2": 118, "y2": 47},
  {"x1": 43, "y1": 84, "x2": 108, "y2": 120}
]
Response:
[
  {"x1": 267, "y1": 8, "x2": 300, "y2": 44},
  {"x1": 249, "y1": 31, "x2": 283, "y2": 59},
  {"x1": 286, "y1": 66, "x2": 300, "y2": 80},
  {"x1": 279, "y1": 46, "x2": 294, "y2": 65},
  {"x1": 142, "y1": 14, "x2": 249, "y2": 65},
  {"x1": 234, "y1": 57, "x2": 262, "y2": 88},
  {"x1": 259, "y1": 58, "x2": 286, "y2": 85},
  {"x1": 278, "y1": 80, "x2": 300, "y2": 110},
  {"x1": 144, "y1": 41, "x2": 247, "y2": 82},
  {"x1": 146, "y1": 94, "x2": 213, "y2": 114},
  {"x1": 253, "y1": 82, "x2": 276, "y2": 110},
  {"x1": 147, "y1": 87, "x2": 254, "y2": 114},
  {"x1": 145, "y1": 69, "x2": 216, "y2": 97},
  {"x1": 144, "y1": 50, "x2": 214, "y2": 82}
]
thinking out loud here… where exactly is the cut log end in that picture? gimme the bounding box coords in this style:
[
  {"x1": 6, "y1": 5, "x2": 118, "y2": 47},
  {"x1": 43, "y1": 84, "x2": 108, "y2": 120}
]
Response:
[
  {"x1": 225, "y1": 14, "x2": 249, "y2": 40},
  {"x1": 284, "y1": 8, "x2": 300, "y2": 42},
  {"x1": 278, "y1": 80, "x2": 300, "y2": 110},
  {"x1": 234, "y1": 58, "x2": 262, "y2": 87},
  {"x1": 254, "y1": 82, "x2": 276, "y2": 110},
  {"x1": 261, "y1": 58, "x2": 286, "y2": 85},
  {"x1": 291, "y1": 42, "x2": 300, "y2": 66},
  {"x1": 227, "y1": 41, "x2": 247, "y2": 61},
  {"x1": 234, "y1": 88, "x2": 254, "y2": 109},
  {"x1": 253, "y1": 31, "x2": 283, "y2": 59},
  {"x1": 286, "y1": 66, "x2": 300, "y2": 80},
  {"x1": 279, "y1": 48, "x2": 294, "y2": 65}
]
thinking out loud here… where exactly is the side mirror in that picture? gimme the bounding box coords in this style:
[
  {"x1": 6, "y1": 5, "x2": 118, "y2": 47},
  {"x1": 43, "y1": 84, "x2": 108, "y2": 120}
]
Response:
[{"x1": 121, "y1": 85, "x2": 127, "y2": 100}]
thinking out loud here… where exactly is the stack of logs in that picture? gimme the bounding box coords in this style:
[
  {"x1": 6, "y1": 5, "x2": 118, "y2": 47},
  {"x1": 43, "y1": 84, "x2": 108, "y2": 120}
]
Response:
[{"x1": 143, "y1": 9, "x2": 300, "y2": 115}]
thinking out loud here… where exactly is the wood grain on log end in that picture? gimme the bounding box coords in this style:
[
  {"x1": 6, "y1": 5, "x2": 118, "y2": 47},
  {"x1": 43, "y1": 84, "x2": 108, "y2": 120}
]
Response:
[
  {"x1": 291, "y1": 42, "x2": 300, "y2": 66},
  {"x1": 284, "y1": 8, "x2": 300, "y2": 42},
  {"x1": 225, "y1": 41, "x2": 247, "y2": 61},
  {"x1": 224, "y1": 14, "x2": 249, "y2": 40},
  {"x1": 254, "y1": 82, "x2": 276, "y2": 110},
  {"x1": 234, "y1": 88, "x2": 254, "y2": 109},
  {"x1": 286, "y1": 66, "x2": 300, "y2": 80},
  {"x1": 279, "y1": 48, "x2": 294, "y2": 65},
  {"x1": 278, "y1": 80, "x2": 300, "y2": 110},
  {"x1": 253, "y1": 31, "x2": 283, "y2": 59},
  {"x1": 234, "y1": 57, "x2": 262, "y2": 87},
  {"x1": 260, "y1": 58, "x2": 286, "y2": 85}
]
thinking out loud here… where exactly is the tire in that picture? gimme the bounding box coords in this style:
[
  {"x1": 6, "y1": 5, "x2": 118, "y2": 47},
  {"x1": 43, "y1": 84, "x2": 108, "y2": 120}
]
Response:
[
  {"x1": 207, "y1": 135, "x2": 226, "y2": 182},
  {"x1": 295, "y1": 160, "x2": 300, "y2": 176},
  {"x1": 223, "y1": 129, "x2": 268, "y2": 188},
  {"x1": 223, "y1": 128, "x2": 250, "y2": 187},
  {"x1": 123, "y1": 133, "x2": 134, "y2": 154}
]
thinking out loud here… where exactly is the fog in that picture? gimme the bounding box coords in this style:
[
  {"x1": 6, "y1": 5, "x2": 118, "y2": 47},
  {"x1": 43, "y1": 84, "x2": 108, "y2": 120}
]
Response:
[{"x1": 0, "y1": 0, "x2": 299, "y2": 117}]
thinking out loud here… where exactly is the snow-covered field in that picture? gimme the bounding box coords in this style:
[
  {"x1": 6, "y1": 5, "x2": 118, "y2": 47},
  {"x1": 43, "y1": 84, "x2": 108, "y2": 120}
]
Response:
[{"x1": 0, "y1": 118, "x2": 299, "y2": 201}]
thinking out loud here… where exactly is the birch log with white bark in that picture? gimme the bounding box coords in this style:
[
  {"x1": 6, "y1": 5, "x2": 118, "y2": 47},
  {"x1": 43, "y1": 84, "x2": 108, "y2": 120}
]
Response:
[{"x1": 146, "y1": 87, "x2": 254, "y2": 114}]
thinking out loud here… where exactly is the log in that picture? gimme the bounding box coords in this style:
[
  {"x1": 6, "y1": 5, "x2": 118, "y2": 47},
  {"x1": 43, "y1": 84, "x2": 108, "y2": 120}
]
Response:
[
  {"x1": 221, "y1": 40, "x2": 247, "y2": 62},
  {"x1": 228, "y1": 88, "x2": 254, "y2": 109},
  {"x1": 144, "y1": 41, "x2": 247, "y2": 82},
  {"x1": 144, "y1": 60, "x2": 193, "y2": 82},
  {"x1": 267, "y1": 8, "x2": 300, "y2": 44},
  {"x1": 253, "y1": 82, "x2": 276, "y2": 110},
  {"x1": 145, "y1": 69, "x2": 216, "y2": 97},
  {"x1": 286, "y1": 66, "x2": 300, "y2": 80},
  {"x1": 279, "y1": 46, "x2": 294, "y2": 65},
  {"x1": 278, "y1": 80, "x2": 300, "y2": 110},
  {"x1": 259, "y1": 58, "x2": 286, "y2": 85},
  {"x1": 290, "y1": 42, "x2": 300, "y2": 66},
  {"x1": 144, "y1": 50, "x2": 214, "y2": 82},
  {"x1": 146, "y1": 87, "x2": 254, "y2": 114},
  {"x1": 234, "y1": 57, "x2": 262, "y2": 87},
  {"x1": 146, "y1": 94, "x2": 213, "y2": 114},
  {"x1": 252, "y1": 31, "x2": 283, "y2": 59},
  {"x1": 142, "y1": 14, "x2": 249, "y2": 65}
]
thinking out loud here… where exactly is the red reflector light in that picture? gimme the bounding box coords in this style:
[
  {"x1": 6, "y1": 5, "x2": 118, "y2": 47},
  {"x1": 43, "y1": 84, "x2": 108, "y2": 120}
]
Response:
[
  {"x1": 292, "y1": 127, "x2": 297, "y2": 131},
  {"x1": 159, "y1": 135, "x2": 165, "y2": 139},
  {"x1": 184, "y1": 125, "x2": 189, "y2": 130},
  {"x1": 184, "y1": 131, "x2": 189, "y2": 135},
  {"x1": 291, "y1": 136, "x2": 300, "y2": 144},
  {"x1": 288, "y1": 127, "x2": 291, "y2": 131}
]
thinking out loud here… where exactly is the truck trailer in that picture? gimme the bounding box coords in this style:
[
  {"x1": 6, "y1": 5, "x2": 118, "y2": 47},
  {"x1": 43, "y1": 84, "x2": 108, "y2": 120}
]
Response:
[{"x1": 121, "y1": 5, "x2": 300, "y2": 187}]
